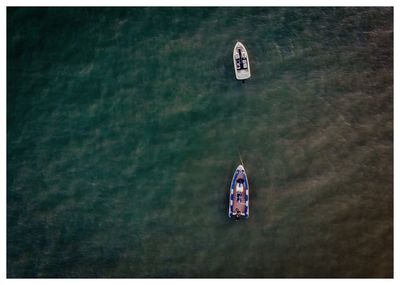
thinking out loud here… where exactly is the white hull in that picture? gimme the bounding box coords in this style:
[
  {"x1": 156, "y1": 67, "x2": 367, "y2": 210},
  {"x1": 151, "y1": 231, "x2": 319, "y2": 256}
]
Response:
[{"x1": 233, "y1": 42, "x2": 251, "y2": 80}]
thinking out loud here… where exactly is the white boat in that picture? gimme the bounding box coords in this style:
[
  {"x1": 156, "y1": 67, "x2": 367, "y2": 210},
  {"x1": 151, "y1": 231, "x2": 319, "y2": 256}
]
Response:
[{"x1": 233, "y1": 42, "x2": 251, "y2": 81}]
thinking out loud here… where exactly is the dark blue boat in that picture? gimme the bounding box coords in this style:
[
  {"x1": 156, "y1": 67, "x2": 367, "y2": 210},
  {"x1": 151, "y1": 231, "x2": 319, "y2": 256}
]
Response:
[{"x1": 228, "y1": 165, "x2": 249, "y2": 219}]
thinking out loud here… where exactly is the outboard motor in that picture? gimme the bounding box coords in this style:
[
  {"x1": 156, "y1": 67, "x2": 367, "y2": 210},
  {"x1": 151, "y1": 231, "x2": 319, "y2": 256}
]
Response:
[{"x1": 235, "y1": 209, "x2": 241, "y2": 220}]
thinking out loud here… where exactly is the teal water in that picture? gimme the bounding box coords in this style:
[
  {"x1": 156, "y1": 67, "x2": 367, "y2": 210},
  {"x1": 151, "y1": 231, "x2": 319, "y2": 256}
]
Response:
[{"x1": 7, "y1": 7, "x2": 393, "y2": 277}]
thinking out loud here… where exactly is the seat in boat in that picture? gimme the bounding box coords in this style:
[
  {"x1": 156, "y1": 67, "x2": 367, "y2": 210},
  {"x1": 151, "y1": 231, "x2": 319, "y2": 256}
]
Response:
[{"x1": 236, "y1": 182, "x2": 244, "y2": 202}]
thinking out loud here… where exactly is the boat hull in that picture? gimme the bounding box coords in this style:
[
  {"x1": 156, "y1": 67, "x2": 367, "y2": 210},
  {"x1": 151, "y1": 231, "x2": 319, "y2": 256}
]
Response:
[
  {"x1": 228, "y1": 165, "x2": 249, "y2": 219},
  {"x1": 233, "y1": 42, "x2": 251, "y2": 80}
]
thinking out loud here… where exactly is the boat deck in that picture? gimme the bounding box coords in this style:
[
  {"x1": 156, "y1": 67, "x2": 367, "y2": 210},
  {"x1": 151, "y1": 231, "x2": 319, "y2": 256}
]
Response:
[{"x1": 232, "y1": 182, "x2": 247, "y2": 214}]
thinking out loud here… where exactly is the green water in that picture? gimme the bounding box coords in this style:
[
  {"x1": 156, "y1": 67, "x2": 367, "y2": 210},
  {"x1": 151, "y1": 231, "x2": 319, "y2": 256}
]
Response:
[{"x1": 7, "y1": 7, "x2": 393, "y2": 277}]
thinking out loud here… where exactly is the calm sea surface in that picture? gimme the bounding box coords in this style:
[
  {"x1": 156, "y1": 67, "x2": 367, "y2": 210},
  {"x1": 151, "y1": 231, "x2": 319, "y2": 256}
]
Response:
[{"x1": 7, "y1": 7, "x2": 393, "y2": 277}]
